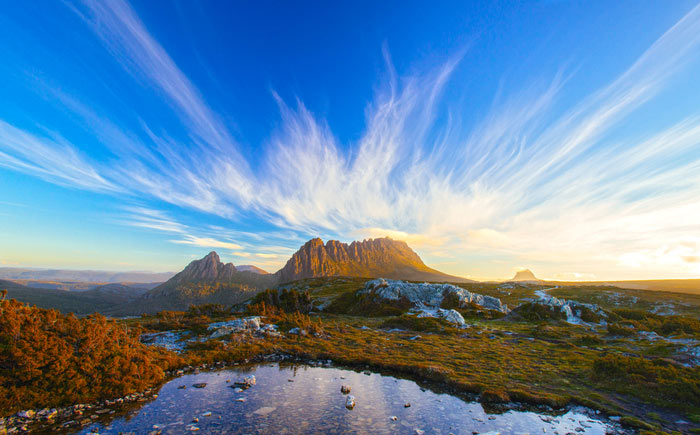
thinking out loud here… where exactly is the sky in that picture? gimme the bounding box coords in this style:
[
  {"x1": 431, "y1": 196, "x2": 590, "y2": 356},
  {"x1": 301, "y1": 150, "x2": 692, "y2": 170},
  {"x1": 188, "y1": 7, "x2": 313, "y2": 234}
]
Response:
[{"x1": 1, "y1": 0, "x2": 700, "y2": 281}]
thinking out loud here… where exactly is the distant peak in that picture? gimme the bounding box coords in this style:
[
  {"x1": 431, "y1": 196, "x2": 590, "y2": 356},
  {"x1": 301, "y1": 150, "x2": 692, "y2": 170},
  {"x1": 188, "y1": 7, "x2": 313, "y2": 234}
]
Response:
[{"x1": 511, "y1": 268, "x2": 538, "y2": 281}]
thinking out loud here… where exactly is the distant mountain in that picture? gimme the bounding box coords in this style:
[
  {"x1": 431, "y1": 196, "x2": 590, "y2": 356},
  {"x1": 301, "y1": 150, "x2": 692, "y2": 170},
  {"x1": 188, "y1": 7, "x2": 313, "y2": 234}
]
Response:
[
  {"x1": 0, "y1": 267, "x2": 173, "y2": 284},
  {"x1": 236, "y1": 265, "x2": 269, "y2": 274},
  {"x1": 0, "y1": 279, "x2": 144, "y2": 315},
  {"x1": 511, "y1": 269, "x2": 540, "y2": 282},
  {"x1": 110, "y1": 252, "x2": 276, "y2": 315},
  {"x1": 275, "y1": 237, "x2": 472, "y2": 284}
]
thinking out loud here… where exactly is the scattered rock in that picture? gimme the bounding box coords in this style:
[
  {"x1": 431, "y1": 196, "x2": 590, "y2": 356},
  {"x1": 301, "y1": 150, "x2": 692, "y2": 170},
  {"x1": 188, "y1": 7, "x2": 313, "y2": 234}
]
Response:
[
  {"x1": 16, "y1": 410, "x2": 35, "y2": 419},
  {"x1": 288, "y1": 327, "x2": 308, "y2": 336},
  {"x1": 192, "y1": 383, "x2": 207, "y2": 389},
  {"x1": 340, "y1": 385, "x2": 351, "y2": 394},
  {"x1": 345, "y1": 395, "x2": 356, "y2": 410},
  {"x1": 233, "y1": 375, "x2": 256, "y2": 390}
]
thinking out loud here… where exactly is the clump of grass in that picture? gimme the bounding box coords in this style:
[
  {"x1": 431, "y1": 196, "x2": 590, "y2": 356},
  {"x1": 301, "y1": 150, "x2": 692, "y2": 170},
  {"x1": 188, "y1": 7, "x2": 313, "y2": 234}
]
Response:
[
  {"x1": 480, "y1": 389, "x2": 510, "y2": 403},
  {"x1": 379, "y1": 315, "x2": 453, "y2": 333},
  {"x1": 276, "y1": 312, "x2": 325, "y2": 336},
  {"x1": 606, "y1": 322, "x2": 636, "y2": 337},
  {"x1": 575, "y1": 334, "x2": 604, "y2": 346}
]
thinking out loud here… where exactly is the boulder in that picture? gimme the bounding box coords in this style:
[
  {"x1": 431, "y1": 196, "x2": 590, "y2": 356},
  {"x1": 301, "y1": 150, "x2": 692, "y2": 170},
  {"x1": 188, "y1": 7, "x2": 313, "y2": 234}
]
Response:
[{"x1": 361, "y1": 279, "x2": 509, "y2": 313}]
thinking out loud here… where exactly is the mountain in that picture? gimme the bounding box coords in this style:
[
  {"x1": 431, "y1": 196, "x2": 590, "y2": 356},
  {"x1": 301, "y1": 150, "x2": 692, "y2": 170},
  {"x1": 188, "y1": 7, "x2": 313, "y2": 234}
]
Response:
[
  {"x1": 111, "y1": 252, "x2": 276, "y2": 315},
  {"x1": 236, "y1": 265, "x2": 269, "y2": 274},
  {"x1": 0, "y1": 267, "x2": 173, "y2": 284},
  {"x1": 511, "y1": 269, "x2": 540, "y2": 282},
  {"x1": 275, "y1": 237, "x2": 472, "y2": 284}
]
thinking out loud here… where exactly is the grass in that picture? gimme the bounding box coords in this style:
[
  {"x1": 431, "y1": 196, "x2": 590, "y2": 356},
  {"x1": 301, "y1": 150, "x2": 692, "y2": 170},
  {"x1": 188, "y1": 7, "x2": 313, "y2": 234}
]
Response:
[{"x1": 5, "y1": 277, "x2": 700, "y2": 433}]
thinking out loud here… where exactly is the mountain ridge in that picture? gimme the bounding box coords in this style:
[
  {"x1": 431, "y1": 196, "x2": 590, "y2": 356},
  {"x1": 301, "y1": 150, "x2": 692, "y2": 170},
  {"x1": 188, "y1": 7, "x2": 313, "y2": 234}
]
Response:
[{"x1": 274, "y1": 237, "x2": 471, "y2": 284}]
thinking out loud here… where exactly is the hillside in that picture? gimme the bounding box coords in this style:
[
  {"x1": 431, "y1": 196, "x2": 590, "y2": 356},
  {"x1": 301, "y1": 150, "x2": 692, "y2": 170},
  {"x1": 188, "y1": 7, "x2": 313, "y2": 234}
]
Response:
[
  {"x1": 236, "y1": 265, "x2": 269, "y2": 274},
  {"x1": 111, "y1": 252, "x2": 276, "y2": 315},
  {"x1": 275, "y1": 237, "x2": 471, "y2": 284},
  {"x1": 0, "y1": 280, "x2": 144, "y2": 315}
]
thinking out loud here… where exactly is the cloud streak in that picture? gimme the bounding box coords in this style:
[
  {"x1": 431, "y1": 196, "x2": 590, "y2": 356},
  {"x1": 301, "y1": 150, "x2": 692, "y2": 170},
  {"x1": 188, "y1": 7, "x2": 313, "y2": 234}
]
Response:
[{"x1": 1, "y1": 1, "x2": 700, "y2": 278}]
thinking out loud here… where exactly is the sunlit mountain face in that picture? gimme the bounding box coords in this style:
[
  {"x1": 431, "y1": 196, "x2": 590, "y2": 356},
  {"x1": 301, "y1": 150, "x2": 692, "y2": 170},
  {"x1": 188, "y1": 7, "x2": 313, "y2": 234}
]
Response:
[{"x1": 1, "y1": 1, "x2": 700, "y2": 281}]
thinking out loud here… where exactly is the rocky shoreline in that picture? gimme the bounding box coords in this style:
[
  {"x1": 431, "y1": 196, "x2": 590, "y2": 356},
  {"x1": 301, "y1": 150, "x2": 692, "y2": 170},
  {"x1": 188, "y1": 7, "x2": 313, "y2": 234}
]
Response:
[{"x1": 1, "y1": 351, "x2": 637, "y2": 434}]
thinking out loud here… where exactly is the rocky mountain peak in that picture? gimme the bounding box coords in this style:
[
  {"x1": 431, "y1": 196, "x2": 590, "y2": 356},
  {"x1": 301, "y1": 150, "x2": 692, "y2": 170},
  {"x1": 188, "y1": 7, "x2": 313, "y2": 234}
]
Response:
[
  {"x1": 178, "y1": 251, "x2": 237, "y2": 283},
  {"x1": 275, "y1": 237, "x2": 469, "y2": 284}
]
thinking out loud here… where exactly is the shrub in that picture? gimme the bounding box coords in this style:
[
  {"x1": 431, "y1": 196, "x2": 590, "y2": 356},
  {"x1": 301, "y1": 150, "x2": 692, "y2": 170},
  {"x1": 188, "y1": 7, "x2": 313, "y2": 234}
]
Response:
[
  {"x1": 187, "y1": 303, "x2": 230, "y2": 318},
  {"x1": 511, "y1": 302, "x2": 566, "y2": 322},
  {"x1": 0, "y1": 299, "x2": 182, "y2": 416},
  {"x1": 249, "y1": 289, "x2": 313, "y2": 314}
]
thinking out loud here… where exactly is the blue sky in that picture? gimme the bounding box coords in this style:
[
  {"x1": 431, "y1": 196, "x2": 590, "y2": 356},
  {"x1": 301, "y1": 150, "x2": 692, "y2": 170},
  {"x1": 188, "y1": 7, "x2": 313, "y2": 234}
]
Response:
[{"x1": 1, "y1": 0, "x2": 700, "y2": 280}]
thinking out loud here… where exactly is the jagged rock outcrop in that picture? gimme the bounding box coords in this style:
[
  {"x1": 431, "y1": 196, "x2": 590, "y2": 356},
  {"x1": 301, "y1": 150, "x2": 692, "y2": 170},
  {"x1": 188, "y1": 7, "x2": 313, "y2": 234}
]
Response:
[
  {"x1": 275, "y1": 237, "x2": 471, "y2": 283},
  {"x1": 360, "y1": 278, "x2": 509, "y2": 313},
  {"x1": 168, "y1": 251, "x2": 237, "y2": 284}
]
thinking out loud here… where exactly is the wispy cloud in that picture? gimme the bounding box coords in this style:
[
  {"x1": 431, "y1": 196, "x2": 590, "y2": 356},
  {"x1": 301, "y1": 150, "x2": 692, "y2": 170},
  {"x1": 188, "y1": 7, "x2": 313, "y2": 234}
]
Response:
[
  {"x1": 171, "y1": 235, "x2": 243, "y2": 251},
  {"x1": 1, "y1": 1, "x2": 700, "y2": 278}
]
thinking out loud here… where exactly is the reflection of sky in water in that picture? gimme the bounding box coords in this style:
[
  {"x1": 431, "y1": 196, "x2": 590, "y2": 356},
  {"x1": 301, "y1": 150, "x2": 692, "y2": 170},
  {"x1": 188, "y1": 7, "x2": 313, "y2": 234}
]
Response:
[{"x1": 77, "y1": 364, "x2": 612, "y2": 434}]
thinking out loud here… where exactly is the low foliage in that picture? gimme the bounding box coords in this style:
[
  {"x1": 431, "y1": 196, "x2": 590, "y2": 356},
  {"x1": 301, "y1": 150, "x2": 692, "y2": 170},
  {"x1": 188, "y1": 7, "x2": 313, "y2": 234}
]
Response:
[
  {"x1": 379, "y1": 314, "x2": 453, "y2": 333},
  {"x1": 0, "y1": 299, "x2": 182, "y2": 416},
  {"x1": 612, "y1": 309, "x2": 700, "y2": 337},
  {"x1": 324, "y1": 289, "x2": 413, "y2": 317},
  {"x1": 510, "y1": 302, "x2": 567, "y2": 322},
  {"x1": 592, "y1": 354, "x2": 700, "y2": 409}
]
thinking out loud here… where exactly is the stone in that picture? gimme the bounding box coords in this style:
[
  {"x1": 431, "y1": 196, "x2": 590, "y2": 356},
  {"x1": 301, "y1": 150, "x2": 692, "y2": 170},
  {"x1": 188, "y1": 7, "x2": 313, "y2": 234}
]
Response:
[
  {"x1": 404, "y1": 403, "x2": 411, "y2": 408},
  {"x1": 178, "y1": 385, "x2": 187, "y2": 389},
  {"x1": 345, "y1": 395, "x2": 356, "y2": 410},
  {"x1": 192, "y1": 383, "x2": 207, "y2": 389},
  {"x1": 16, "y1": 411, "x2": 34, "y2": 419},
  {"x1": 340, "y1": 385, "x2": 351, "y2": 394},
  {"x1": 253, "y1": 407, "x2": 276, "y2": 416},
  {"x1": 391, "y1": 416, "x2": 398, "y2": 421}
]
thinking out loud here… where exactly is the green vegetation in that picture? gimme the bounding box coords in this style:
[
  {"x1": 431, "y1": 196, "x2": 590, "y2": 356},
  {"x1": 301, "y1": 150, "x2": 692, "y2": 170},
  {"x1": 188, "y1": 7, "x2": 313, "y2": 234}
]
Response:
[
  {"x1": 324, "y1": 288, "x2": 413, "y2": 316},
  {"x1": 249, "y1": 288, "x2": 313, "y2": 314},
  {"x1": 379, "y1": 314, "x2": 455, "y2": 333},
  {"x1": 3, "y1": 277, "x2": 700, "y2": 433}
]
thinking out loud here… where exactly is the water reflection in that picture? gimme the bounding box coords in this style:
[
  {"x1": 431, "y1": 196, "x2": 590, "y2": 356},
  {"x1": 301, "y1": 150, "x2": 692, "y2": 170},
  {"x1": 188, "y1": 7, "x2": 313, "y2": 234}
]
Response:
[{"x1": 75, "y1": 363, "x2": 615, "y2": 434}]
